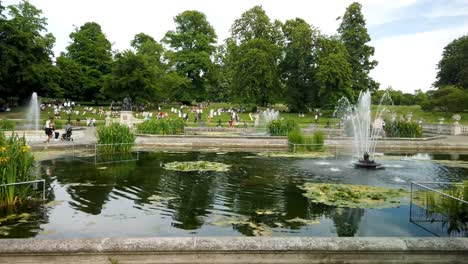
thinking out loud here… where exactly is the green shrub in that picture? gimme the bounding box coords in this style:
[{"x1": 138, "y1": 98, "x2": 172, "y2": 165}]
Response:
[
  {"x1": 0, "y1": 132, "x2": 35, "y2": 207},
  {"x1": 384, "y1": 120, "x2": 423, "y2": 138},
  {"x1": 97, "y1": 123, "x2": 136, "y2": 153},
  {"x1": 312, "y1": 131, "x2": 325, "y2": 150},
  {"x1": 268, "y1": 119, "x2": 299, "y2": 136},
  {"x1": 0, "y1": 119, "x2": 15, "y2": 130},
  {"x1": 137, "y1": 118, "x2": 185, "y2": 135}
]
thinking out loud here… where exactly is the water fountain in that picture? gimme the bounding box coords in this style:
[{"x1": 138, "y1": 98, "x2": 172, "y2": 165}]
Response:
[
  {"x1": 26, "y1": 92, "x2": 40, "y2": 131},
  {"x1": 336, "y1": 91, "x2": 392, "y2": 169}
]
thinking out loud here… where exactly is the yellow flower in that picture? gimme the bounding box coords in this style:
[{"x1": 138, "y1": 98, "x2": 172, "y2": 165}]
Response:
[
  {"x1": 0, "y1": 156, "x2": 9, "y2": 164},
  {"x1": 0, "y1": 146, "x2": 6, "y2": 152},
  {"x1": 22, "y1": 145, "x2": 30, "y2": 153}
]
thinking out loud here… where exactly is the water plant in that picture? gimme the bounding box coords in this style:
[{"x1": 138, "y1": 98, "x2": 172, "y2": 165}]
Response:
[
  {"x1": 267, "y1": 119, "x2": 299, "y2": 136},
  {"x1": 301, "y1": 183, "x2": 408, "y2": 208},
  {"x1": 0, "y1": 119, "x2": 15, "y2": 130},
  {"x1": 0, "y1": 132, "x2": 35, "y2": 207},
  {"x1": 288, "y1": 130, "x2": 325, "y2": 152},
  {"x1": 96, "y1": 123, "x2": 135, "y2": 153},
  {"x1": 384, "y1": 120, "x2": 423, "y2": 138},
  {"x1": 137, "y1": 118, "x2": 185, "y2": 135},
  {"x1": 164, "y1": 161, "x2": 230, "y2": 172}
]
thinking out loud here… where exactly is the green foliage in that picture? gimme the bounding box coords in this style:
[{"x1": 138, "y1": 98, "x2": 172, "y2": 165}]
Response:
[
  {"x1": 338, "y1": 2, "x2": 378, "y2": 95},
  {"x1": 0, "y1": 132, "x2": 35, "y2": 207},
  {"x1": 0, "y1": 0, "x2": 57, "y2": 99},
  {"x1": 435, "y1": 34, "x2": 468, "y2": 90},
  {"x1": 288, "y1": 130, "x2": 324, "y2": 152},
  {"x1": 57, "y1": 22, "x2": 112, "y2": 101},
  {"x1": 267, "y1": 119, "x2": 299, "y2": 136},
  {"x1": 163, "y1": 10, "x2": 217, "y2": 102},
  {"x1": 0, "y1": 119, "x2": 15, "y2": 130},
  {"x1": 384, "y1": 120, "x2": 422, "y2": 138},
  {"x1": 426, "y1": 86, "x2": 468, "y2": 113},
  {"x1": 164, "y1": 161, "x2": 230, "y2": 172},
  {"x1": 137, "y1": 118, "x2": 184, "y2": 135},
  {"x1": 226, "y1": 6, "x2": 283, "y2": 105},
  {"x1": 96, "y1": 123, "x2": 135, "y2": 153},
  {"x1": 314, "y1": 36, "x2": 353, "y2": 107},
  {"x1": 281, "y1": 18, "x2": 316, "y2": 112}
]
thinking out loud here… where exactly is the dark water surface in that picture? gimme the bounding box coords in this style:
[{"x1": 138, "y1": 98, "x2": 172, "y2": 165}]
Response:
[{"x1": 1, "y1": 151, "x2": 467, "y2": 238}]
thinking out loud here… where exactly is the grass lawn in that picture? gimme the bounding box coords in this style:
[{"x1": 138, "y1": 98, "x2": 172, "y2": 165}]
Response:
[{"x1": 1, "y1": 103, "x2": 466, "y2": 128}]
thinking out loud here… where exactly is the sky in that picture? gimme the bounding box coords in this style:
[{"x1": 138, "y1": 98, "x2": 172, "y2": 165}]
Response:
[{"x1": 3, "y1": 0, "x2": 468, "y2": 93}]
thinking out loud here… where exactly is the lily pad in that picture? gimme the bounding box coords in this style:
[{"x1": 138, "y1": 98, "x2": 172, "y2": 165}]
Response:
[
  {"x1": 164, "y1": 161, "x2": 230, "y2": 172},
  {"x1": 301, "y1": 183, "x2": 408, "y2": 209},
  {"x1": 257, "y1": 152, "x2": 335, "y2": 158},
  {"x1": 255, "y1": 209, "x2": 276, "y2": 215},
  {"x1": 0, "y1": 226, "x2": 10, "y2": 236}
]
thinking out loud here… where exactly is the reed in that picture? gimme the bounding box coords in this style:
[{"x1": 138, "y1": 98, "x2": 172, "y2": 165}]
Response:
[
  {"x1": 96, "y1": 123, "x2": 136, "y2": 153},
  {"x1": 137, "y1": 118, "x2": 185, "y2": 135},
  {"x1": 0, "y1": 132, "x2": 35, "y2": 207}
]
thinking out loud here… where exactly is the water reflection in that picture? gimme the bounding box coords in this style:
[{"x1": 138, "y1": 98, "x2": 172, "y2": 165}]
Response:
[{"x1": 1, "y1": 151, "x2": 466, "y2": 238}]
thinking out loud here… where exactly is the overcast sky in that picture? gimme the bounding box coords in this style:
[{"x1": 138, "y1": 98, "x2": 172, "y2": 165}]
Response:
[{"x1": 3, "y1": 0, "x2": 468, "y2": 93}]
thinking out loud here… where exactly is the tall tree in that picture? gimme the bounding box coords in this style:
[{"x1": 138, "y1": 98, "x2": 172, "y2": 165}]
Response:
[
  {"x1": 434, "y1": 34, "x2": 468, "y2": 90},
  {"x1": 163, "y1": 10, "x2": 217, "y2": 102},
  {"x1": 281, "y1": 18, "x2": 316, "y2": 112},
  {"x1": 103, "y1": 33, "x2": 189, "y2": 104},
  {"x1": 57, "y1": 22, "x2": 112, "y2": 101},
  {"x1": 0, "y1": 0, "x2": 57, "y2": 100},
  {"x1": 338, "y1": 2, "x2": 378, "y2": 96},
  {"x1": 227, "y1": 6, "x2": 283, "y2": 105},
  {"x1": 314, "y1": 36, "x2": 353, "y2": 108}
]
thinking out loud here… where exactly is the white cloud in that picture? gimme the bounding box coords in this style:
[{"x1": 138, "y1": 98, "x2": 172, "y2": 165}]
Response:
[{"x1": 370, "y1": 27, "x2": 467, "y2": 92}]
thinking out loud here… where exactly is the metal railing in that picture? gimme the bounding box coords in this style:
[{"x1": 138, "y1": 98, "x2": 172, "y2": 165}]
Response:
[
  {"x1": 0, "y1": 179, "x2": 46, "y2": 202},
  {"x1": 72, "y1": 142, "x2": 139, "y2": 164},
  {"x1": 410, "y1": 181, "x2": 467, "y2": 237}
]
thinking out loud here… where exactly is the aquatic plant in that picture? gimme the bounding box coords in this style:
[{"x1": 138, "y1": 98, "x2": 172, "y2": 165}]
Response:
[
  {"x1": 164, "y1": 161, "x2": 230, "y2": 172},
  {"x1": 384, "y1": 120, "x2": 423, "y2": 138},
  {"x1": 97, "y1": 123, "x2": 135, "y2": 153},
  {"x1": 268, "y1": 119, "x2": 299, "y2": 136},
  {"x1": 0, "y1": 119, "x2": 15, "y2": 130},
  {"x1": 301, "y1": 183, "x2": 408, "y2": 208},
  {"x1": 289, "y1": 130, "x2": 325, "y2": 152},
  {"x1": 0, "y1": 132, "x2": 35, "y2": 207},
  {"x1": 137, "y1": 118, "x2": 184, "y2": 135}
]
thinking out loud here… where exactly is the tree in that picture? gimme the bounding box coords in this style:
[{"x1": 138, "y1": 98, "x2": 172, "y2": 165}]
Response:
[
  {"x1": 57, "y1": 22, "x2": 112, "y2": 101},
  {"x1": 338, "y1": 2, "x2": 378, "y2": 96},
  {"x1": 163, "y1": 10, "x2": 217, "y2": 102},
  {"x1": 0, "y1": 0, "x2": 57, "y2": 100},
  {"x1": 226, "y1": 6, "x2": 283, "y2": 105},
  {"x1": 103, "y1": 50, "x2": 161, "y2": 104},
  {"x1": 281, "y1": 18, "x2": 316, "y2": 112},
  {"x1": 435, "y1": 34, "x2": 468, "y2": 90},
  {"x1": 428, "y1": 86, "x2": 468, "y2": 113},
  {"x1": 314, "y1": 36, "x2": 353, "y2": 108}
]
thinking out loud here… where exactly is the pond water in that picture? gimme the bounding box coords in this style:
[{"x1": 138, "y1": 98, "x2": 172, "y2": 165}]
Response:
[{"x1": 1, "y1": 151, "x2": 467, "y2": 238}]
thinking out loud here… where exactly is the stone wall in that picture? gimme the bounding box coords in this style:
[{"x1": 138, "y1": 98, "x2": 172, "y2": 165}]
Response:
[{"x1": 0, "y1": 237, "x2": 466, "y2": 264}]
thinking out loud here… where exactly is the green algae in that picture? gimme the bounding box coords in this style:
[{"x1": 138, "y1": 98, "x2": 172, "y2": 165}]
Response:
[
  {"x1": 301, "y1": 183, "x2": 408, "y2": 209},
  {"x1": 164, "y1": 161, "x2": 230, "y2": 172}
]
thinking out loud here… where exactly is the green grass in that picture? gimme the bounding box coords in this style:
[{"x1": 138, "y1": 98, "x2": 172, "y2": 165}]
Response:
[{"x1": 0, "y1": 104, "x2": 466, "y2": 127}]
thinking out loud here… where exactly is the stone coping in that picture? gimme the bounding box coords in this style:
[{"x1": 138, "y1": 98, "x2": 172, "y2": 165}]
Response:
[{"x1": 0, "y1": 237, "x2": 467, "y2": 254}]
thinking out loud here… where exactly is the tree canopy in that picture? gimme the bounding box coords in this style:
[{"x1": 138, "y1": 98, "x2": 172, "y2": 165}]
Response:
[
  {"x1": 338, "y1": 2, "x2": 378, "y2": 96},
  {"x1": 435, "y1": 34, "x2": 468, "y2": 90}
]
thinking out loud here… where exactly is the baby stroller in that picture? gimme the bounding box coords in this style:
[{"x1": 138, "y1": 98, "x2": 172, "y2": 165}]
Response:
[{"x1": 61, "y1": 126, "x2": 73, "y2": 141}]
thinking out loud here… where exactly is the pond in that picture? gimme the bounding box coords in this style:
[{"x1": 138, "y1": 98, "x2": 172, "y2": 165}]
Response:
[{"x1": 1, "y1": 151, "x2": 467, "y2": 238}]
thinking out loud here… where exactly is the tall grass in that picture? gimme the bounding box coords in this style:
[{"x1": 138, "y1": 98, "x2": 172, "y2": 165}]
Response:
[
  {"x1": 137, "y1": 118, "x2": 184, "y2": 135},
  {"x1": 384, "y1": 120, "x2": 423, "y2": 138},
  {"x1": 0, "y1": 132, "x2": 35, "y2": 207},
  {"x1": 96, "y1": 123, "x2": 136, "y2": 153},
  {"x1": 0, "y1": 119, "x2": 15, "y2": 130},
  {"x1": 268, "y1": 119, "x2": 299, "y2": 136},
  {"x1": 288, "y1": 130, "x2": 325, "y2": 152}
]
